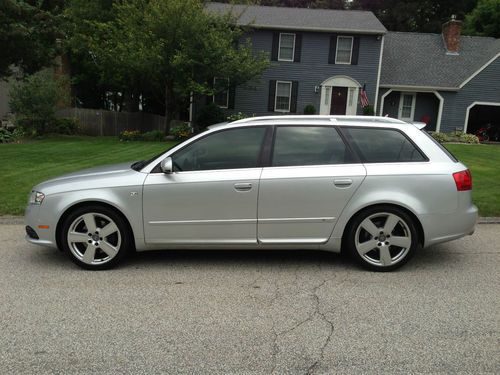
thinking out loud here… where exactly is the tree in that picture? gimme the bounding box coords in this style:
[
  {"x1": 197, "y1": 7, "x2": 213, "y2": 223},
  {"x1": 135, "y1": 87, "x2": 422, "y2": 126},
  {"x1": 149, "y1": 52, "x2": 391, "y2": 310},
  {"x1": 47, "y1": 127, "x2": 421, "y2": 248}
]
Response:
[
  {"x1": 88, "y1": 0, "x2": 269, "y2": 131},
  {"x1": 463, "y1": 0, "x2": 500, "y2": 38},
  {"x1": 9, "y1": 69, "x2": 69, "y2": 135},
  {"x1": 0, "y1": 0, "x2": 64, "y2": 79}
]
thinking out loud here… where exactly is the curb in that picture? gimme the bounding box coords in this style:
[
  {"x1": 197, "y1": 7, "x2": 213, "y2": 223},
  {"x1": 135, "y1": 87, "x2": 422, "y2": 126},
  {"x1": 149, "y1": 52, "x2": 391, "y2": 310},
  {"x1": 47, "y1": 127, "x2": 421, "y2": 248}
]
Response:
[{"x1": 1, "y1": 216, "x2": 499, "y2": 225}]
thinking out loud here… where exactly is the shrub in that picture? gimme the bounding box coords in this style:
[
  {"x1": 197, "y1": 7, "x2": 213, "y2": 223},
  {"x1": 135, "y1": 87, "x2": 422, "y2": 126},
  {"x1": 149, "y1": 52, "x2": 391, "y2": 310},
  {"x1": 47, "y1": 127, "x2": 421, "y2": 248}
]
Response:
[
  {"x1": 142, "y1": 130, "x2": 165, "y2": 142},
  {"x1": 119, "y1": 130, "x2": 142, "y2": 141},
  {"x1": 227, "y1": 112, "x2": 248, "y2": 122},
  {"x1": 362, "y1": 105, "x2": 375, "y2": 116},
  {"x1": 9, "y1": 69, "x2": 69, "y2": 136},
  {"x1": 303, "y1": 104, "x2": 316, "y2": 115},
  {"x1": 459, "y1": 133, "x2": 480, "y2": 144},
  {"x1": 196, "y1": 103, "x2": 225, "y2": 129},
  {"x1": 49, "y1": 118, "x2": 80, "y2": 135},
  {"x1": 0, "y1": 127, "x2": 24, "y2": 143},
  {"x1": 170, "y1": 122, "x2": 191, "y2": 140},
  {"x1": 430, "y1": 131, "x2": 449, "y2": 143}
]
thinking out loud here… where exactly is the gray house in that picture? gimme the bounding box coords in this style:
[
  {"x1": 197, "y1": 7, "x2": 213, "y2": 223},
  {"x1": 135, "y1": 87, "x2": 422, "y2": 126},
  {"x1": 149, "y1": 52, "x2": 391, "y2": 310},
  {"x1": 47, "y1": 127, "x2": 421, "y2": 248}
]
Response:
[
  {"x1": 205, "y1": 3, "x2": 500, "y2": 135},
  {"x1": 379, "y1": 19, "x2": 500, "y2": 133},
  {"x1": 205, "y1": 2, "x2": 386, "y2": 118}
]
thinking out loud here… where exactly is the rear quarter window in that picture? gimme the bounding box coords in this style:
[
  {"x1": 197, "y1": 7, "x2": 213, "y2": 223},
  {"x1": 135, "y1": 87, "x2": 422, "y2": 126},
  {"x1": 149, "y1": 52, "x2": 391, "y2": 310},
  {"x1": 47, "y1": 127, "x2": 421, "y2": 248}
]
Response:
[{"x1": 342, "y1": 127, "x2": 427, "y2": 163}]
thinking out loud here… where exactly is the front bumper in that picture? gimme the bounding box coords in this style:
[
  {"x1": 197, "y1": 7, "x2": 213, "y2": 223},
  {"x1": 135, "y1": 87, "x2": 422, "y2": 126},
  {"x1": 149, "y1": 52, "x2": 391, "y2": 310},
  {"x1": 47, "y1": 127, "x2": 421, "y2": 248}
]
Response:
[{"x1": 24, "y1": 203, "x2": 58, "y2": 248}]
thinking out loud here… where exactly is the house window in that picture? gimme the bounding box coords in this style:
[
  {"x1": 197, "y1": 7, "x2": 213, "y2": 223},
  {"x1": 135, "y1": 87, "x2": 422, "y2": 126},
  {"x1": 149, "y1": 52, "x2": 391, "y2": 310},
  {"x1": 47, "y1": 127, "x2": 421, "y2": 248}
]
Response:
[
  {"x1": 278, "y1": 33, "x2": 295, "y2": 61},
  {"x1": 213, "y1": 77, "x2": 229, "y2": 108},
  {"x1": 335, "y1": 36, "x2": 353, "y2": 64},
  {"x1": 275, "y1": 81, "x2": 292, "y2": 112},
  {"x1": 399, "y1": 92, "x2": 416, "y2": 121}
]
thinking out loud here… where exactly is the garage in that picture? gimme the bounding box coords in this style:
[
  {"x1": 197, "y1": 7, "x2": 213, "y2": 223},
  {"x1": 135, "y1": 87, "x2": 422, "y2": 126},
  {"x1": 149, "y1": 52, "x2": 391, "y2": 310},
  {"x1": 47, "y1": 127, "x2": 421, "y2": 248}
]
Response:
[{"x1": 466, "y1": 103, "x2": 500, "y2": 141}]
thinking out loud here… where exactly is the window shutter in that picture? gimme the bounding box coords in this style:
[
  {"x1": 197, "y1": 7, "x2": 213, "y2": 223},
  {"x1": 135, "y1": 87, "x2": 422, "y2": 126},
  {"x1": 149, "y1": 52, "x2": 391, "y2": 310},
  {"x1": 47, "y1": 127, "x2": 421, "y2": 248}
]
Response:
[
  {"x1": 328, "y1": 35, "x2": 337, "y2": 64},
  {"x1": 268, "y1": 80, "x2": 276, "y2": 112},
  {"x1": 294, "y1": 33, "x2": 302, "y2": 62},
  {"x1": 228, "y1": 85, "x2": 236, "y2": 109},
  {"x1": 290, "y1": 81, "x2": 299, "y2": 113},
  {"x1": 351, "y1": 37, "x2": 360, "y2": 65},
  {"x1": 271, "y1": 33, "x2": 279, "y2": 61}
]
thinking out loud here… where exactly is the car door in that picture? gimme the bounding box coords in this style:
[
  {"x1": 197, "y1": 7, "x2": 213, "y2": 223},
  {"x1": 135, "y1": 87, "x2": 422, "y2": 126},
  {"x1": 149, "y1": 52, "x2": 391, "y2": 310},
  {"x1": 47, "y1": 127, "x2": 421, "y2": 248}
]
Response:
[
  {"x1": 257, "y1": 125, "x2": 366, "y2": 244},
  {"x1": 143, "y1": 126, "x2": 268, "y2": 245}
]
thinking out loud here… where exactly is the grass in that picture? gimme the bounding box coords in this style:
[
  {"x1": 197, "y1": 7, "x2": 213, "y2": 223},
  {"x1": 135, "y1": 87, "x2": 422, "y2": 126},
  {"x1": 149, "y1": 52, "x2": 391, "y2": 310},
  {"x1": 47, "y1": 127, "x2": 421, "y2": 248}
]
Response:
[
  {"x1": 0, "y1": 137, "x2": 498, "y2": 216},
  {"x1": 445, "y1": 143, "x2": 500, "y2": 217},
  {"x1": 0, "y1": 136, "x2": 176, "y2": 215}
]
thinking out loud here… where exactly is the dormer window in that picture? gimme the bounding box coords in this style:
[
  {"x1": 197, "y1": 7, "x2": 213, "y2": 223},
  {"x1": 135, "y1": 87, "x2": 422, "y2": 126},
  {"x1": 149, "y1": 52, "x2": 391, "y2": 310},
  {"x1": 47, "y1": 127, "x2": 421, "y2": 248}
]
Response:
[
  {"x1": 278, "y1": 33, "x2": 295, "y2": 61},
  {"x1": 335, "y1": 36, "x2": 354, "y2": 64}
]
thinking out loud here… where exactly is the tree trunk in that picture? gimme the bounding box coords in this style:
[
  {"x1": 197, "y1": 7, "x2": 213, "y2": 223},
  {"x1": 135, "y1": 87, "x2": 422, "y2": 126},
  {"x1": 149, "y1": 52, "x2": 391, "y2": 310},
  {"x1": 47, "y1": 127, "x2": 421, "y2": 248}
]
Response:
[{"x1": 164, "y1": 82, "x2": 175, "y2": 134}]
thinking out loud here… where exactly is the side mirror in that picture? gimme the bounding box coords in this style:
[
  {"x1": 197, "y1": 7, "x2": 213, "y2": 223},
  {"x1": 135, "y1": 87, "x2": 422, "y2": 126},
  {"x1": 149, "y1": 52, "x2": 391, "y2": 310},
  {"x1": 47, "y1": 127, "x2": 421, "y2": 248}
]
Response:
[{"x1": 160, "y1": 157, "x2": 173, "y2": 174}]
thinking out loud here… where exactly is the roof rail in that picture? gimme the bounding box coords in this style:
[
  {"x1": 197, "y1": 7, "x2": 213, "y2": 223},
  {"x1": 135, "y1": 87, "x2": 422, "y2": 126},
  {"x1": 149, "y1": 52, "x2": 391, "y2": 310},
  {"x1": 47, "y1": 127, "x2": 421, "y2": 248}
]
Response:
[{"x1": 230, "y1": 115, "x2": 407, "y2": 125}]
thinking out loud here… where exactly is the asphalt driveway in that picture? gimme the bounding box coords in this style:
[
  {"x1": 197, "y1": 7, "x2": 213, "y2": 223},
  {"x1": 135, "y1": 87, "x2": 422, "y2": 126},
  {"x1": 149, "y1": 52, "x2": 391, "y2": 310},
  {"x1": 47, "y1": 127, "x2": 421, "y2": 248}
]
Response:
[{"x1": 0, "y1": 222, "x2": 498, "y2": 374}]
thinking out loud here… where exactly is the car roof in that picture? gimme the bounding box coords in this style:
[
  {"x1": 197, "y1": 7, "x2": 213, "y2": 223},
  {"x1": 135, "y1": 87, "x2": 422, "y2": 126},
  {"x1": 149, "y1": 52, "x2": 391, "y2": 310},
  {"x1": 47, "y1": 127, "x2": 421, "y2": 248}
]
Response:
[{"x1": 212, "y1": 115, "x2": 424, "y2": 130}]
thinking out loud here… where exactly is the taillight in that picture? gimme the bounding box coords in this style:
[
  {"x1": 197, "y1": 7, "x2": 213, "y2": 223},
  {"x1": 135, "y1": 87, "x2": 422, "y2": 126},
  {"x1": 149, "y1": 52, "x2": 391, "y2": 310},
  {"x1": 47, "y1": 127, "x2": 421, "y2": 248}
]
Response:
[{"x1": 453, "y1": 169, "x2": 472, "y2": 191}]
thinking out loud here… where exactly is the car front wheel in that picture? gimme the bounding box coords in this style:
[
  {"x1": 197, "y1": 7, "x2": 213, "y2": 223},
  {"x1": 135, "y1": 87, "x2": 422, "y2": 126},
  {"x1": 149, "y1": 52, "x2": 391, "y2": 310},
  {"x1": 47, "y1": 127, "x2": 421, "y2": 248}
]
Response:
[
  {"x1": 60, "y1": 205, "x2": 131, "y2": 270},
  {"x1": 347, "y1": 206, "x2": 420, "y2": 271}
]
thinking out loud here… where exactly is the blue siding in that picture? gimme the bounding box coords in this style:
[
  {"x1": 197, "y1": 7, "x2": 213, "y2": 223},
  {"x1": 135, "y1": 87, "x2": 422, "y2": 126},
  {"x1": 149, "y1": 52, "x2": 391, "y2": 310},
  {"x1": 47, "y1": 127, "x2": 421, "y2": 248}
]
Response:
[
  {"x1": 439, "y1": 57, "x2": 500, "y2": 132},
  {"x1": 195, "y1": 29, "x2": 383, "y2": 118}
]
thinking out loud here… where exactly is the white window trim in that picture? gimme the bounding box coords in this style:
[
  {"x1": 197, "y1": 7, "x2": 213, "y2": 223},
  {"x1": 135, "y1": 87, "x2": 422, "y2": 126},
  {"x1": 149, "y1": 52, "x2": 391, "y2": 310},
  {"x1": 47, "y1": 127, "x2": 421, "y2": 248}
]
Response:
[
  {"x1": 278, "y1": 33, "x2": 296, "y2": 62},
  {"x1": 212, "y1": 77, "x2": 229, "y2": 109},
  {"x1": 398, "y1": 92, "x2": 416, "y2": 121},
  {"x1": 335, "y1": 36, "x2": 354, "y2": 65},
  {"x1": 274, "y1": 80, "x2": 292, "y2": 113}
]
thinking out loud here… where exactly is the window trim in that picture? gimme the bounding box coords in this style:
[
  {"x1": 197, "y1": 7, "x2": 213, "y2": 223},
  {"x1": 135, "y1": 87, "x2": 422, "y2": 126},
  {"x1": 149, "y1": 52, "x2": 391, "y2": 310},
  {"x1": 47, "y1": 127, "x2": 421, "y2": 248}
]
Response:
[
  {"x1": 338, "y1": 126, "x2": 429, "y2": 163},
  {"x1": 278, "y1": 33, "x2": 296, "y2": 62},
  {"x1": 212, "y1": 77, "x2": 229, "y2": 109},
  {"x1": 274, "y1": 81, "x2": 293, "y2": 113},
  {"x1": 335, "y1": 36, "x2": 354, "y2": 65}
]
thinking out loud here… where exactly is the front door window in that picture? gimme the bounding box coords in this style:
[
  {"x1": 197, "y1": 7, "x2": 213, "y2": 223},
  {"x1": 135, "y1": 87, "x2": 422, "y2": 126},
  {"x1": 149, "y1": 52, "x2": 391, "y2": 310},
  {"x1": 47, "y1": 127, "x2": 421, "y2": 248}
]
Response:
[{"x1": 399, "y1": 93, "x2": 416, "y2": 121}]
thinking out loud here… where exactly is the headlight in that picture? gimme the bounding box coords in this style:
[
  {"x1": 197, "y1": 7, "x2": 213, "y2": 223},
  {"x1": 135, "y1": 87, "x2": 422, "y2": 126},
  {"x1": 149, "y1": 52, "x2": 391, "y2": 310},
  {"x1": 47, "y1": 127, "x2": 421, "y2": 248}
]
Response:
[{"x1": 29, "y1": 191, "x2": 45, "y2": 205}]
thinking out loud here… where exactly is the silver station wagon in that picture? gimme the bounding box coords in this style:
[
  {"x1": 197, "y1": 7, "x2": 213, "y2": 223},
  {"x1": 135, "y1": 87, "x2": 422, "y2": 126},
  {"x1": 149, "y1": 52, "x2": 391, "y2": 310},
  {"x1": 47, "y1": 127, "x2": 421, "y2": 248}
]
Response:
[{"x1": 25, "y1": 116, "x2": 477, "y2": 271}]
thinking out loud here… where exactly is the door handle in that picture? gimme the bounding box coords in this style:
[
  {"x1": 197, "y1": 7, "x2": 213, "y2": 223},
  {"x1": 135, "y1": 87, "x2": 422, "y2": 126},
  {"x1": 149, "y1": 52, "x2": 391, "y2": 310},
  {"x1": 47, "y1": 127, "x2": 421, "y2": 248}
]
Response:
[
  {"x1": 234, "y1": 183, "x2": 252, "y2": 191},
  {"x1": 334, "y1": 178, "x2": 353, "y2": 188}
]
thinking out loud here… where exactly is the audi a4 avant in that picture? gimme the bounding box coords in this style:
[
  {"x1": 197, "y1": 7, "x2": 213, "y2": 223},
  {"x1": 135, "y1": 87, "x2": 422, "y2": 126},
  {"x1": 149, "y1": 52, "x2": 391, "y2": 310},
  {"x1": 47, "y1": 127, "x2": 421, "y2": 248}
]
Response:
[{"x1": 25, "y1": 116, "x2": 477, "y2": 271}]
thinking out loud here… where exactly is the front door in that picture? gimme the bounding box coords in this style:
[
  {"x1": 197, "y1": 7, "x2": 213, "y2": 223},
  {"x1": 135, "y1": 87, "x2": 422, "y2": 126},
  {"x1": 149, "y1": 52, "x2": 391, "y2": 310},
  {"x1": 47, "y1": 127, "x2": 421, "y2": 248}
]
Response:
[
  {"x1": 143, "y1": 126, "x2": 267, "y2": 245},
  {"x1": 257, "y1": 126, "x2": 366, "y2": 244},
  {"x1": 330, "y1": 86, "x2": 348, "y2": 115}
]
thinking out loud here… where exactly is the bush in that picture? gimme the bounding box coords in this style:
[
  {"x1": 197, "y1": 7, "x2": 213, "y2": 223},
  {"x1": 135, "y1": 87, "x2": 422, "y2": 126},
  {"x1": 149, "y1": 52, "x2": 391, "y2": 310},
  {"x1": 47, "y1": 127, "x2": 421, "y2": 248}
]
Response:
[
  {"x1": 0, "y1": 127, "x2": 24, "y2": 143},
  {"x1": 196, "y1": 103, "x2": 225, "y2": 129},
  {"x1": 459, "y1": 133, "x2": 480, "y2": 144},
  {"x1": 49, "y1": 118, "x2": 80, "y2": 135},
  {"x1": 9, "y1": 69, "x2": 69, "y2": 136},
  {"x1": 303, "y1": 104, "x2": 316, "y2": 115},
  {"x1": 119, "y1": 130, "x2": 142, "y2": 141},
  {"x1": 430, "y1": 131, "x2": 449, "y2": 143},
  {"x1": 170, "y1": 121, "x2": 191, "y2": 140},
  {"x1": 142, "y1": 130, "x2": 165, "y2": 142},
  {"x1": 362, "y1": 105, "x2": 375, "y2": 116},
  {"x1": 227, "y1": 112, "x2": 248, "y2": 122}
]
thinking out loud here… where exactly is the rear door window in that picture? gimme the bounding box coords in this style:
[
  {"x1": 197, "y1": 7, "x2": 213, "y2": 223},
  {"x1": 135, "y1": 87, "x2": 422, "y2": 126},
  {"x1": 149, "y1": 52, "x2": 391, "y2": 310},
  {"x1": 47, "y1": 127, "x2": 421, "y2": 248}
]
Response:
[
  {"x1": 342, "y1": 127, "x2": 427, "y2": 163},
  {"x1": 272, "y1": 126, "x2": 352, "y2": 166}
]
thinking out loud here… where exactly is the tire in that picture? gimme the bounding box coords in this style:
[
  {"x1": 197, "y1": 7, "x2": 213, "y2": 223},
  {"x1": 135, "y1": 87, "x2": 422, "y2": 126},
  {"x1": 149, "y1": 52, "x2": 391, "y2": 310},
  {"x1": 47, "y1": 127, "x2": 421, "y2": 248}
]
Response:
[
  {"x1": 60, "y1": 205, "x2": 131, "y2": 270},
  {"x1": 346, "y1": 206, "x2": 420, "y2": 272}
]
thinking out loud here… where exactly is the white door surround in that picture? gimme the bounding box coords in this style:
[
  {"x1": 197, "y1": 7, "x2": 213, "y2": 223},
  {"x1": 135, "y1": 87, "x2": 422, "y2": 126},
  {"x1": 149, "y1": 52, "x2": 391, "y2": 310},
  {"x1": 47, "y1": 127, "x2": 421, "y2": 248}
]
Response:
[{"x1": 319, "y1": 76, "x2": 361, "y2": 115}]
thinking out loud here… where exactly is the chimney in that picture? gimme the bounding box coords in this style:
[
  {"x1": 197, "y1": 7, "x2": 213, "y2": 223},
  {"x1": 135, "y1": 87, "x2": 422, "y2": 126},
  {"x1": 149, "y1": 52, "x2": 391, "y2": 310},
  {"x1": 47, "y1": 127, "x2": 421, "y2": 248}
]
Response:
[{"x1": 442, "y1": 15, "x2": 462, "y2": 54}]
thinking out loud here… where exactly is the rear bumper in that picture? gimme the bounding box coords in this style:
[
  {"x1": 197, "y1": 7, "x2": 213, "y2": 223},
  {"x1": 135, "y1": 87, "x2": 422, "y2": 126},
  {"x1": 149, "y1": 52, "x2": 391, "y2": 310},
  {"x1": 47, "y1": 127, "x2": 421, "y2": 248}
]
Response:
[{"x1": 420, "y1": 204, "x2": 478, "y2": 247}]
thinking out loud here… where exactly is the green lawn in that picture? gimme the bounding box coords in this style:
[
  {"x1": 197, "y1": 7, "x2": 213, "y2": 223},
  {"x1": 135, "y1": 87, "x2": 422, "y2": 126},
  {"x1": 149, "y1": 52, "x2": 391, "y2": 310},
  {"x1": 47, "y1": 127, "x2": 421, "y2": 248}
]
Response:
[
  {"x1": 0, "y1": 137, "x2": 499, "y2": 216},
  {"x1": 445, "y1": 143, "x2": 500, "y2": 217},
  {"x1": 0, "y1": 136, "x2": 175, "y2": 215}
]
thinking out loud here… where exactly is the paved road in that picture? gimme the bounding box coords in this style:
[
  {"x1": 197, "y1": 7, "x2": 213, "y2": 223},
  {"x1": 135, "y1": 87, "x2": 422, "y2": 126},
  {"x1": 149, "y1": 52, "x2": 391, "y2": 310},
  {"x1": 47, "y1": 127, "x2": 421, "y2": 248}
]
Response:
[{"x1": 0, "y1": 223, "x2": 498, "y2": 374}]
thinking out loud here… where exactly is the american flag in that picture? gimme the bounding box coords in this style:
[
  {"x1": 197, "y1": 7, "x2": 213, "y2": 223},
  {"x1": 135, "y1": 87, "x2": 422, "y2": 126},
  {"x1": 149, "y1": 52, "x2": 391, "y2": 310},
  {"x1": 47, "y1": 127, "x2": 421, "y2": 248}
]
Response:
[{"x1": 359, "y1": 84, "x2": 370, "y2": 108}]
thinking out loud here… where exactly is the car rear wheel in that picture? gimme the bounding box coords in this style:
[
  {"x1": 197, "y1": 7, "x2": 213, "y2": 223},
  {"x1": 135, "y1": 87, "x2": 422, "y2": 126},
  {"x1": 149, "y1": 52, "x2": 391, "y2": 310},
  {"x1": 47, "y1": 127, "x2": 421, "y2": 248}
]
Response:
[
  {"x1": 60, "y1": 205, "x2": 131, "y2": 270},
  {"x1": 347, "y1": 206, "x2": 420, "y2": 271}
]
